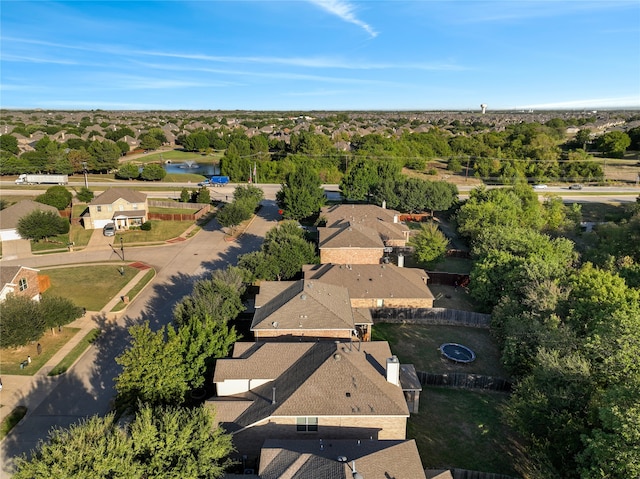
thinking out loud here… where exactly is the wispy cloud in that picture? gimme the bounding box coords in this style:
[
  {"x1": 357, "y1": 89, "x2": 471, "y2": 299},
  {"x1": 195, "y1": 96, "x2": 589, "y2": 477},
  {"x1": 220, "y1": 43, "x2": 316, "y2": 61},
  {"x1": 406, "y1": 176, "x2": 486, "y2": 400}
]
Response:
[
  {"x1": 308, "y1": 0, "x2": 378, "y2": 37},
  {"x1": 521, "y1": 96, "x2": 640, "y2": 109},
  {"x1": 1, "y1": 54, "x2": 78, "y2": 65}
]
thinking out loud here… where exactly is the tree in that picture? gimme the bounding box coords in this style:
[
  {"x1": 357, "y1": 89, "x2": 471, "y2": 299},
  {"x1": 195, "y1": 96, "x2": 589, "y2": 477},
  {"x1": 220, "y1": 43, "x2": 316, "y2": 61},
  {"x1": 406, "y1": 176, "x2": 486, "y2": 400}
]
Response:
[
  {"x1": 117, "y1": 162, "x2": 140, "y2": 180},
  {"x1": 36, "y1": 185, "x2": 72, "y2": 210},
  {"x1": 0, "y1": 134, "x2": 19, "y2": 154},
  {"x1": 17, "y1": 210, "x2": 69, "y2": 241},
  {"x1": 39, "y1": 295, "x2": 84, "y2": 333},
  {"x1": 409, "y1": 221, "x2": 449, "y2": 264},
  {"x1": 75, "y1": 187, "x2": 94, "y2": 203},
  {"x1": 423, "y1": 180, "x2": 459, "y2": 216},
  {"x1": 276, "y1": 163, "x2": 325, "y2": 220},
  {"x1": 115, "y1": 322, "x2": 188, "y2": 413},
  {"x1": 116, "y1": 140, "x2": 130, "y2": 155},
  {"x1": 339, "y1": 159, "x2": 377, "y2": 201},
  {"x1": 180, "y1": 188, "x2": 191, "y2": 203},
  {"x1": 216, "y1": 201, "x2": 251, "y2": 234},
  {"x1": 12, "y1": 405, "x2": 234, "y2": 479},
  {"x1": 140, "y1": 163, "x2": 166, "y2": 181},
  {"x1": 0, "y1": 295, "x2": 45, "y2": 348},
  {"x1": 195, "y1": 186, "x2": 210, "y2": 204},
  {"x1": 597, "y1": 131, "x2": 631, "y2": 158},
  {"x1": 139, "y1": 134, "x2": 161, "y2": 151}
]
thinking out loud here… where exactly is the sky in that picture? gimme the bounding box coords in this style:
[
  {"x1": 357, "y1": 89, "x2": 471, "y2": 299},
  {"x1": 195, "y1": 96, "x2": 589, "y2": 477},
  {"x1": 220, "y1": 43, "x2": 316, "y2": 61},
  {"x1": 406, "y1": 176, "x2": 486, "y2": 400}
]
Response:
[{"x1": 1, "y1": 0, "x2": 639, "y2": 111}]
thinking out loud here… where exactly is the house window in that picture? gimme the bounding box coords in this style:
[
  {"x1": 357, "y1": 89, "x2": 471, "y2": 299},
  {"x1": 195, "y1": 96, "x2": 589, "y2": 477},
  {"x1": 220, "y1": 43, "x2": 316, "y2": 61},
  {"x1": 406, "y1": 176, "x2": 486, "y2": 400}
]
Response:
[
  {"x1": 296, "y1": 417, "x2": 318, "y2": 432},
  {"x1": 107, "y1": 205, "x2": 112, "y2": 212},
  {"x1": 19, "y1": 278, "x2": 28, "y2": 291},
  {"x1": 96, "y1": 206, "x2": 102, "y2": 212},
  {"x1": 119, "y1": 205, "x2": 124, "y2": 211},
  {"x1": 132, "y1": 203, "x2": 138, "y2": 210}
]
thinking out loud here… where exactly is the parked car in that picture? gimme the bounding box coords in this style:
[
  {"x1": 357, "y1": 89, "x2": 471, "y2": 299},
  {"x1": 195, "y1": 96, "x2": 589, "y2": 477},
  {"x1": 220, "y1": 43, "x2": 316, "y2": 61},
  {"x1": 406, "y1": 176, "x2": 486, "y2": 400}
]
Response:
[
  {"x1": 533, "y1": 184, "x2": 548, "y2": 190},
  {"x1": 103, "y1": 223, "x2": 116, "y2": 237},
  {"x1": 569, "y1": 183, "x2": 583, "y2": 190}
]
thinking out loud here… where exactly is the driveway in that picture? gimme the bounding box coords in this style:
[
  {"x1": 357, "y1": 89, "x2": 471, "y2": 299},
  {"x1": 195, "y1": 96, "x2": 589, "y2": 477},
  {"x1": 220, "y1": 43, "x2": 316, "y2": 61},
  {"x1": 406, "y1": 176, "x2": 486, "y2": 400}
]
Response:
[{"x1": 0, "y1": 239, "x2": 32, "y2": 260}]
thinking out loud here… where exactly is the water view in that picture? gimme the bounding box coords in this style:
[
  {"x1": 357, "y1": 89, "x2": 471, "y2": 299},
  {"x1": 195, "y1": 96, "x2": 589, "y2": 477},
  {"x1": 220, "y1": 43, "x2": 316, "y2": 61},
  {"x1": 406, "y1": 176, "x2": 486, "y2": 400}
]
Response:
[{"x1": 162, "y1": 160, "x2": 220, "y2": 177}]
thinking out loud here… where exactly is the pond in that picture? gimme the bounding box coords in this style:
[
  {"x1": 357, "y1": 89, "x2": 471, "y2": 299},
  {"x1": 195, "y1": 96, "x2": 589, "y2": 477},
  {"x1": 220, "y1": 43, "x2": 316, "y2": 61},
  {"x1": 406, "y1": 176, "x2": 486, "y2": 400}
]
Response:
[{"x1": 162, "y1": 160, "x2": 220, "y2": 177}]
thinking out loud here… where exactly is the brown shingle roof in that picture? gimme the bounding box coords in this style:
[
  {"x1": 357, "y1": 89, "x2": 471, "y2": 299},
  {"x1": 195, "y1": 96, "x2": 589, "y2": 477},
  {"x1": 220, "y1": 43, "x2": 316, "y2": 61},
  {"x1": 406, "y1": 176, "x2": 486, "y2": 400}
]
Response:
[
  {"x1": 211, "y1": 341, "x2": 409, "y2": 432},
  {"x1": 0, "y1": 200, "x2": 59, "y2": 229},
  {"x1": 89, "y1": 188, "x2": 147, "y2": 205},
  {"x1": 252, "y1": 280, "x2": 355, "y2": 332},
  {"x1": 320, "y1": 204, "x2": 409, "y2": 243},
  {"x1": 303, "y1": 263, "x2": 434, "y2": 302},
  {"x1": 318, "y1": 224, "x2": 384, "y2": 249},
  {"x1": 259, "y1": 439, "x2": 427, "y2": 479}
]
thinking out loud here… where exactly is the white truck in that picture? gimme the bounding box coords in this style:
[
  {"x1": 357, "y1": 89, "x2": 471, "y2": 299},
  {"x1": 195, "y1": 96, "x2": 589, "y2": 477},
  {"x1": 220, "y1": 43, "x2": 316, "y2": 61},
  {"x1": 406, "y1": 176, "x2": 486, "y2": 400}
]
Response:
[{"x1": 15, "y1": 174, "x2": 69, "y2": 185}]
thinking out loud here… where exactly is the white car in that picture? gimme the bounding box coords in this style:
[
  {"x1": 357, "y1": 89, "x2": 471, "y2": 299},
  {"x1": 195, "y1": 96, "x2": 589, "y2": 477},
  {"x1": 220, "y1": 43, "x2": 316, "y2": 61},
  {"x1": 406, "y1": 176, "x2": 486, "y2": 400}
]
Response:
[{"x1": 533, "y1": 184, "x2": 548, "y2": 190}]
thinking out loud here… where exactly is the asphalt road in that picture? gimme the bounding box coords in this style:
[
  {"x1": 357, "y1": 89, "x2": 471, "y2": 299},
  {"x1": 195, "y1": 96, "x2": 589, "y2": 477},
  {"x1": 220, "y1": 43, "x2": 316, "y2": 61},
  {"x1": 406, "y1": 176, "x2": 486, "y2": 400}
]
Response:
[{"x1": 0, "y1": 199, "x2": 280, "y2": 476}]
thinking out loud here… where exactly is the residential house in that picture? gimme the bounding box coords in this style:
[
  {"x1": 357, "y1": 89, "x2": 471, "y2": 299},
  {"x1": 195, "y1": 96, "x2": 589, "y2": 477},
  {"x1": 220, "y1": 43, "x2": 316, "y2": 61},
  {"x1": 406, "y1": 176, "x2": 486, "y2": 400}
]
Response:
[
  {"x1": 257, "y1": 438, "x2": 427, "y2": 479},
  {"x1": 318, "y1": 223, "x2": 386, "y2": 265},
  {"x1": 208, "y1": 341, "x2": 417, "y2": 462},
  {"x1": 251, "y1": 279, "x2": 372, "y2": 341},
  {"x1": 0, "y1": 200, "x2": 60, "y2": 241},
  {"x1": 0, "y1": 265, "x2": 41, "y2": 302},
  {"x1": 303, "y1": 263, "x2": 435, "y2": 309},
  {"x1": 318, "y1": 204, "x2": 411, "y2": 264},
  {"x1": 83, "y1": 188, "x2": 148, "y2": 230}
]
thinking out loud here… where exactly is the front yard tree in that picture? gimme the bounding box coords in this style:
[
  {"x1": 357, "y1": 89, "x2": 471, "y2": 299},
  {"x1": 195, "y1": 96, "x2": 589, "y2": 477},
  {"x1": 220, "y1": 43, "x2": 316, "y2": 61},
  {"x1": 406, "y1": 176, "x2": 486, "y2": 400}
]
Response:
[
  {"x1": 17, "y1": 210, "x2": 69, "y2": 242},
  {"x1": 276, "y1": 163, "x2": 325, "y2": 221},
  {"x1": 39, "y1": 295, "x2": 84, "y2": 333},
  {"x1": 409, "y1": 221, "x2": 449, "y2": 265},
  {"x1": 0, "y1": 295, "x2": 45, "y2": 348},
  {"x1": 115, "y1": 322, "x2": 188, "y2": 413},
  {"x1": 216, "y1": 201, "x2": 251, "y2": 235},
  {"x1": 75, "y1": 187, "x2": 94, "y2": 203},
  {"x1": 36, "y1": 185, "x2": 72, "y2": 210}
]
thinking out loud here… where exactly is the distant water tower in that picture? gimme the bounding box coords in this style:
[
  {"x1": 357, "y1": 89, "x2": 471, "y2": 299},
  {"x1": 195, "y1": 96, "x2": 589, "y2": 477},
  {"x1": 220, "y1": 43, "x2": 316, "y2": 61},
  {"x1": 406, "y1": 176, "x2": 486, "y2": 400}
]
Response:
[{"x1": 480, "y1": 104, "x2": 487, "y2": 114}]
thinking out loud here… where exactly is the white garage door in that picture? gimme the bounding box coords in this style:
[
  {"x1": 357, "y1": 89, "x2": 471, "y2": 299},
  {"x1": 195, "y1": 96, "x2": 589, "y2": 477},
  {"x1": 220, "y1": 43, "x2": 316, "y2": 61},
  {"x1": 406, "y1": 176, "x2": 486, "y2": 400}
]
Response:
[
  {"x1": 0, "y1": 229, "x2": 22, "y2": 241},
  {"x1": 93, "y1": 219, "x2": 114, "y2": 229}
]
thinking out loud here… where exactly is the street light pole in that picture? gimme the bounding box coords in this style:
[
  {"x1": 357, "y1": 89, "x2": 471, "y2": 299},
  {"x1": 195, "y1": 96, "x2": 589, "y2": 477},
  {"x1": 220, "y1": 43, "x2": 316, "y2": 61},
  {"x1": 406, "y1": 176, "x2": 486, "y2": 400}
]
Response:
[
  {"x1": 120, "y1": 237, "x2": 125, "y2": 262},
  {"x1": 82, "y1": 161, "x2": 88, "y2": 189}
]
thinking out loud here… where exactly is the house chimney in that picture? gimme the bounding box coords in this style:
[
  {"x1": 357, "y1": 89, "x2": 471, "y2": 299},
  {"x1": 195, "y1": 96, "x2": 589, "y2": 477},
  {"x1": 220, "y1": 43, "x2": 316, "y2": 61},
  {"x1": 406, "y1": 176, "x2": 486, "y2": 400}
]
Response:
[
  {"x1": 397, "y1": 254, "x2": 404, "y2": 268},
  {"x1": 386, "y1": 356, "x2": 400, "y2": 386},
  {"x1": 381, "y1": 200, "x2": 386, "y2": 209},
  {"x1": 393, "y1": 214, "x2": 398, "y2": 223}
]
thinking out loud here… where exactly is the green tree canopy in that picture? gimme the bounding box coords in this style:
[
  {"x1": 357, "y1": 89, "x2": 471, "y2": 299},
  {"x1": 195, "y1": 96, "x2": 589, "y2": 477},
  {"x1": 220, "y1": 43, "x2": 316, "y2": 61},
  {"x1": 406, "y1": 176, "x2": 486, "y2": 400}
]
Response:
[
  {"x1": 276, "y1": 163, "x2": 325, "y2": 221},
  {"x1": 409, "y1": 221, "x2": 449, "y2": 265},
  {"x1": 17, "y1": 209, "x2": 69, "y2": 241},
  {"x1": 36, "y1": 185, "x2": 72, "y2": 210},
  {"x1": 140, "y1": 163, "x2": 166, "y2": 181},
  {"x1": 116, "y1": 163, "x2": 141, "y2": 180}
]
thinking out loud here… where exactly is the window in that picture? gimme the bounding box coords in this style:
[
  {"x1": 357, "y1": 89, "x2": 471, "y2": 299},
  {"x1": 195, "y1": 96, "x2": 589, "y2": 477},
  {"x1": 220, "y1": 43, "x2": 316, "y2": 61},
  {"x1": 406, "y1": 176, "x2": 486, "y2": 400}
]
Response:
[
  {"x1": 107, "y1": 205, "x2": 113, "y2": 212},
  {"x1": 96, "y1": 206, "x2": 102, "y2": 212},
  {"x1": 132, "y1": 203, "x2": 138, "y2": 210},
  {"x1": 19, "y1": 278, "x2": 28, "y2": 291},
  {"x1": 296, "y1": 417, "x2": 318, "y2": 432}
]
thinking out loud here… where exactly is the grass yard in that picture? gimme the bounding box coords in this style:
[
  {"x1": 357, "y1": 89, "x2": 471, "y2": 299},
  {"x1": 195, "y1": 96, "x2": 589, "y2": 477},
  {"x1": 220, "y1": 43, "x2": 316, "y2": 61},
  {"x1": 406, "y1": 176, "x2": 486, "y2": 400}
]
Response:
[
  {"x1": 428, "y1": 256, "x2": 473, "y2": 274},
  {"x1": 111, "y1": 269, "x2": 155, "y2": 312},
  {"x1": 42, "y1": 264, "x2": 140, "y2": 311},
  {"x1": 0, "y1": 406, "x2": 28, "y2": 441},
  {"x1": 117, "y1": 219, "x2": 193, "y2": 243},
  {"x1": 372, "y1": 323, "x2": 507, "y2": 377},
  {"x1": 149, "y1": 206, "x2": 200, "y2": 214},
  {"x1": 0, "y1": 327, "x2": 80, "y2": 375},
  {"x1": 430, "y1": 284, "x2": 480, "y2": 312},
  {"x1": 163, "y1": 172, "x2": 207, "y2": 183},
  {"x1": 30, "y1": 235, "x2": 70, "y2": 252},
  {"x1": 408, "y1": 387, "x2": 520, "y2": 475},
  {"x1": 48, "y1": 328, "x2": 101, "y2": 376}
]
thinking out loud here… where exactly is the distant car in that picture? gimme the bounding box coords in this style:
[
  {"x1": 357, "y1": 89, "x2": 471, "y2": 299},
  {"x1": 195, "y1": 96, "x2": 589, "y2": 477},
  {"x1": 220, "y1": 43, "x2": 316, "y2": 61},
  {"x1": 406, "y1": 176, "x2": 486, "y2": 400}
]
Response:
[
  {"x1": 103, "y1": 223, "x2": 116, "y2": 237},
  {"x1": 533, "y1": 184, "x2": 548, "y2": 190},
  {"x1": 569, "y1": 183, "x2": 583, "y2": 190},
  {"x1": 197, "y1": 180, "x2": 211, "y2": 187}
]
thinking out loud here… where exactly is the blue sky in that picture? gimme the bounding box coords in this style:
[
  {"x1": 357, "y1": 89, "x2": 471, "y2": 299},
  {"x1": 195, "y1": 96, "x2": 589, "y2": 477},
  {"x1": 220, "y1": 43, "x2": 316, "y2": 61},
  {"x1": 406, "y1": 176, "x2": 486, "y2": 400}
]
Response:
[{"x1": 1, "y1": 0, "x2": 639, "y2": 111}]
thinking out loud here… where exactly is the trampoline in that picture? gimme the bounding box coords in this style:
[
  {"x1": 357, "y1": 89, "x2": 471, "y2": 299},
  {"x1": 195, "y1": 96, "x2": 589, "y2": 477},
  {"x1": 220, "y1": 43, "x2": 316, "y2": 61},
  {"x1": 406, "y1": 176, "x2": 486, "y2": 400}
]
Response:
[{"x1": 439, "y1": 343, "x2": 476, "y2": 363}]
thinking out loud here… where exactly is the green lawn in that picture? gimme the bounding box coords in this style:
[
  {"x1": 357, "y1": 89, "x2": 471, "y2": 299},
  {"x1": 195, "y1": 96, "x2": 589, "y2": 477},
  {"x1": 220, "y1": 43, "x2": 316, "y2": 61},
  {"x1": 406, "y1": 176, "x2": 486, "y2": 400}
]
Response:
[
  {"x1": 373, "y1": 323, "x2": 508, "y2": 377},
  {"x1": 149, "y1": 206, "x2": 200, "y2": 214},
  {"x1": 116, "y1": 219, "x2": 192, "y2": 243},
  {"x1": 408, "y1": 388, "x2": 520, "y2": 475},
  {"x1": 427, "y1": 256, "x2": 473, "y2": 274},
  {"x1": 30, "y1": 235, "x2": 70, "y2": 252},
  {"x1": 42, "y1": 264, "x2": 140, "y2": 311}
]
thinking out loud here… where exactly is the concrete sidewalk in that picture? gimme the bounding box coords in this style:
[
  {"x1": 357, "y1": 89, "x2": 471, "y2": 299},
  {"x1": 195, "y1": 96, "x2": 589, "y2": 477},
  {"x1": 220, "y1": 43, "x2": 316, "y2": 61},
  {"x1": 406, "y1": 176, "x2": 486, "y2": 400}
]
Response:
[{"x1": 0, "y1": 267, "x2": 153, "y2": 426}]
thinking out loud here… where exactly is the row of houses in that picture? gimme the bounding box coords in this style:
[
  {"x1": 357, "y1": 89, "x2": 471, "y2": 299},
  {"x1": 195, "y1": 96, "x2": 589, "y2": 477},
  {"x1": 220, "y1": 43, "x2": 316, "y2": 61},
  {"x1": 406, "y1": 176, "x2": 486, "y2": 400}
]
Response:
[{"x1": 210, "y1": 204, "x2": 440, "y2": 478}]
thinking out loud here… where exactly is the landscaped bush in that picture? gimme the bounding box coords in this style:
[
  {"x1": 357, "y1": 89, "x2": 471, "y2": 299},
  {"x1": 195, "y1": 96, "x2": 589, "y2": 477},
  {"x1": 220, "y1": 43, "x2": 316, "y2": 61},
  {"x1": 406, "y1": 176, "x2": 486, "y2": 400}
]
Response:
[{"x1": 140, "y1": 221, "x2": 152, "y2": 231}]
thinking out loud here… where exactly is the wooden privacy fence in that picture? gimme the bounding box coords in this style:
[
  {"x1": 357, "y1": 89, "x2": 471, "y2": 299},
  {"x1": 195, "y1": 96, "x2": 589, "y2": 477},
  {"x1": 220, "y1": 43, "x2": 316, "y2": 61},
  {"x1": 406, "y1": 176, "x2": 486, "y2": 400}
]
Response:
[
  {"x1": 147, "y1": 203, "x2": 210, "y2": 221},
  {"x1": 417, "y1": 371, "x2": 512, "y2": 392},
  {"x1": 372, "y1": 307, "x2": 491, "y2": 328},
  {"x1": 426, "y1": 272, "x2": 470, "y2": 286}
]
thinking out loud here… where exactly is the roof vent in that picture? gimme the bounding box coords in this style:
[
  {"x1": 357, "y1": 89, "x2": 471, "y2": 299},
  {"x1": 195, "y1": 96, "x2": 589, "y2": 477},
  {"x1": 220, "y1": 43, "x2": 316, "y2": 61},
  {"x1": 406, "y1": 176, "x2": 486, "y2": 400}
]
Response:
[
  {"x1": 334, "y1": 353, "x2": 341, "y2": 361},
  {"x1": 300, "y1": 294, "x2": 307, "y2": 300},
  {"x1": 337, "y1": 456, "x2": 348, "y2": 462},
  {"x1": 271, "y1": 321, "x2": 279, "y2": 329}
]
